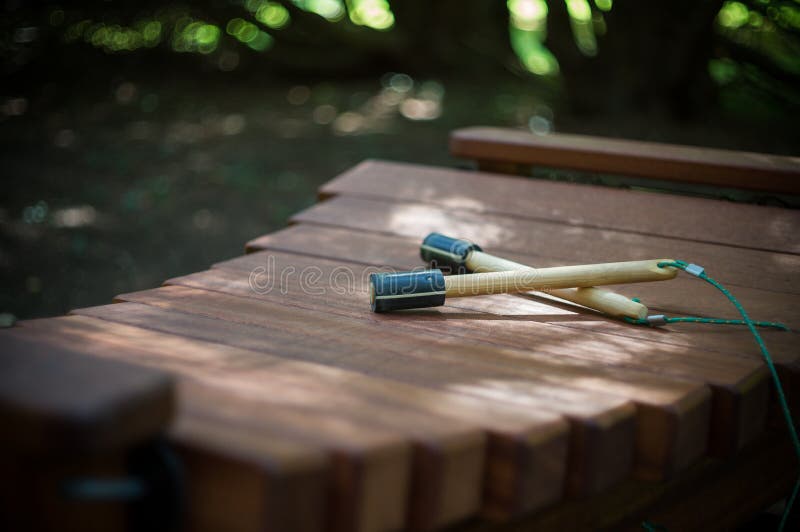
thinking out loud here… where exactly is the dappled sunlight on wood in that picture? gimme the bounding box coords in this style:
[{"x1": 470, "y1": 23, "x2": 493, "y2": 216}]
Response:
[
  {"x1": 385, "y1": 202, "x2": 506, "y2": 248},
  {"x1": 438, "y1": 195, "x2": 487, "y2": 212}
]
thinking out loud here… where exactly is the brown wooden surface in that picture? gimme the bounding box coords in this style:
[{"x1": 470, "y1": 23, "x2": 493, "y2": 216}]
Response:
[
  {"x1": 208, "y1": 243, "x2": 765, "y2": 461},
  {"x1": 449, "y1": 127, "x2": 800, "y2": 195},
  {"x1": 318, "y1": 160, "x2": 800, "y2": 255},
  {"x1": 70, "y1": 299, "x2": 634, "y2": 499},
  {"x1": 0, "y1": 332, "x2": 174, "y2": 454},
  {"x1": 157, "y1": 258, "x2": 725, "y2": 474},
  {"x1": 18, "y1": 313, "x2": 572, "y2": 526},
  {"x1": 0, "y1": 333, "x2": 174, "y2": 532},
  {"x1": 2, "y1": 155, "x2": 798, "y2": 531}
]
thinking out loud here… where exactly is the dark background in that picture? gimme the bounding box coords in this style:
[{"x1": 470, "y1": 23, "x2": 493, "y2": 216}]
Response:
[{"x1": 1, "y1": 0, "x2": 799, "y2": 322}]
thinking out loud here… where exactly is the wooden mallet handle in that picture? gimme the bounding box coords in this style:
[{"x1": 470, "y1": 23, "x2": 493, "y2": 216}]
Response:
[
  {"x1": 444, "y1": 259, "x2": 676, "y2": 296},
  {"x1": 370, "y1": 260, "x2": 677, "y2": 312},
  {"x1": 420, "y1": 233, "x2": 649, "y2": 319}
]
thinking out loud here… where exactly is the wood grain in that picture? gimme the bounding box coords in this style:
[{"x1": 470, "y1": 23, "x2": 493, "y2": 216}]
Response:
[
  {"x1": 288, "y1": 195, "x2": 800, "y2": 296},
  {"x1": 246, "y1": 225, "x2": 800, "y2": 431},
  {"x1": 68, "y1": 299, "x2": 637, "y2": 497},
  {"x1": 25, "y1": 318, "x2": 570, "y2": 522},
  {"x1": 17, "y1": 316, "x2": 489, "y2": 532},
  {"x1": 143, "y1": 262, "x2": 713, "y2": 483},
  {"x1": 318, "y1": 160, "x2": 800, "y2": 254},
  {"x1": 170, "y1": 406, "x2": 328, "y2": 532},
  {"x1": 9, "y1": 323, "x2": 395, "y2": 532},
  {"x1": 448, "y1": 127, "x2": 800, "y2": 195},
  {"x1": 240, "y1": 225, "x2": 799, "y2": 371},
  {"x1": 209, "y1": 244, "x2": 779, "y2": 460}
]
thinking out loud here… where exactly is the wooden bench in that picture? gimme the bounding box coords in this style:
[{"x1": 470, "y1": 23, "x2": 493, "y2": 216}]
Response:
[
  {"x1": 1, "y1": 129, "x2": 798, "y2": 531},
  {"x1": 450, "y1": 126, "x2": 800, "y2": 197}
]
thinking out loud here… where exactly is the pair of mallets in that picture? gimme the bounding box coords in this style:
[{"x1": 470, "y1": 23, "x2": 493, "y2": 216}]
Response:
[{"x1": 369, "y1": 233, "x2": 676, "y2": 317}]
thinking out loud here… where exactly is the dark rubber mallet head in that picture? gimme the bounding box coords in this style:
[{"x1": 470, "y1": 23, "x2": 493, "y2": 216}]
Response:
[
  {"x1": 369, "y1": 270, "x2": 446, "y2": 312},
  {"x1": 419, "y1": 233, "x2": 482, "y2": 274}
]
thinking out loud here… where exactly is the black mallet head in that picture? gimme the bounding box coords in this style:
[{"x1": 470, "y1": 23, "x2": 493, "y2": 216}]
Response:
[
  {"x1": 419, "y1": 233, "x2": 482, "y2": 274},
  {"x1": 369, "y1": 269, "x2": 446, "y2": 312}
]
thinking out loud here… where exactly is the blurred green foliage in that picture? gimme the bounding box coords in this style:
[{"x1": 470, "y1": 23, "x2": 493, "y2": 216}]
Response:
[{"x1": 2, "y1": 1, "x2": 799, "y2": 112}]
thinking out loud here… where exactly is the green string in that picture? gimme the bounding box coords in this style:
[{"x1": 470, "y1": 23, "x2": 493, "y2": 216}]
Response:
[
  {"x1": 635, "y1": 260, "x2": 799, "y2": 531},
  {"x1": 624, "y1": 314, "x2": 789, "y2": 330}
]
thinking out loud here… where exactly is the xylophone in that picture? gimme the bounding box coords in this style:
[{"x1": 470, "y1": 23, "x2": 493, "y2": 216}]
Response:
[{"x1": 1, "y1": 153, "x2": 798, "y2": 532}]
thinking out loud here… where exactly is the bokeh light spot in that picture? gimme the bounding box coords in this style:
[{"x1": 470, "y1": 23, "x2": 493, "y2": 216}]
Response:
[
  {"x1": 313, "y1": 104, "x2": 337, "y2": 124},
  {"x1": 594, "y1": 0, "x2": 612, "y2": 12},
  {"x1": 717, "y1": 1, "x2": 750, "y2": 29},
  {"x1": 287, "y1": 85, "x2": 311, "y2": 105},
  {"x1": 222, "y1": 114, "x2": 247, "y2": 135},
  {"x1": 256, "y1": 3, "x2": 291, "y2": 29},
  {"x1": 389, "y1": 73, "x2": 413, "y2": 93},
  {"x1": 347, "y1": 0, "x2": 395, "y2": 30}
]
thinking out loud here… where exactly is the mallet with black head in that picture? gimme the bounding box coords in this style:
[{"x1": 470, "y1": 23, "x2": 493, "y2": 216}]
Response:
[
  {"x1": 419, "y1": 233, "x2": 648, "y2": 319},
  {"x1": 369, "y1": 258, "x2": 677, "y2": 312}
]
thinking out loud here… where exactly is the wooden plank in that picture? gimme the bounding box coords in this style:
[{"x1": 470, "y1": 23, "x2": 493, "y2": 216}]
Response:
[
  {"x1": 176, "y1": 383, "x2": 414, "y2": 532},
  {"x1": 68, "y1": 300, "x2": 637, "y2": 497},
  {"x1": 287, "y1": 195, "x2": 800, "y2": 296},
  {"x1": 0, "y1": 331, "x2": 173, "y2": 455},
  {"x1": 113, "y1": 284, "x2": 713, "y2": 481},
  {"x1": 22, "y1": 317, "x2": 570, "y2": 521},
  {"x1": 122, "y1": 267, "x2": 710, "y2": 486},
  {"x1": 240, "y1": 226, "x2": 799, "y2": 369},
  {"x1": 7, "y1": 327, "x2": 399, "y2": 532},
  {"x1": 175, "y1": 373, "x2": 487, "y2": 532},
  {"x1": 16, "y1": 317, "x2": 486, "y2": 532},
  {"x1": 242, "y1": 225, "x2": 800, "y2": 428},
  {"x1": 203, "y1": 246, "x2": 775, "y2": 459},
  {"x1": 170, "y1": 404, "x2": 329, "y2": 532},
  {"x1": 448, "y1": 127, "x2": 800, "y2": 195},
  {"x1": 319, "y1": 160, "x2": 800, "y2": 255}
]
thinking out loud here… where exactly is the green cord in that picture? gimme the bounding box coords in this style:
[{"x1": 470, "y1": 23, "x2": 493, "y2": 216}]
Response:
[
  {"x1": 623, "y1": 315, "x2": 789, "y2": 330},
  {"x1": 647, "y1": 260, "x2": 800, "y2": 531}
]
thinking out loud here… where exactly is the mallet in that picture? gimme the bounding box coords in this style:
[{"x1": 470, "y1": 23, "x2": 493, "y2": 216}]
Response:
[
  {"x1": 369, "y1": 259, "x2": 677, "y2": 312},
  {"x1": 420, "y1": 233, "x2": 648, "y2": 319}
]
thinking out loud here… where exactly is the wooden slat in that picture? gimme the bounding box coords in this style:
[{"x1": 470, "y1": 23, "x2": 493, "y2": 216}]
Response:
[
  {"x1": 114, "y1": 284, "x2": 714, "y2": 481},
  {"x1": 69, "y1": 300, "x2": 637, "y2": 497},
  {"x1": 242, "y1": 225, "x2": 800, "y2": 428},
  {"x1": 8, "y1": 327, "x2": 402, "y2": 532},
  {"x1": 174, "y1": 373, "x2": 487, "y2": 532},
  {"x1": 183, "y1": 253, "x2": 768, "y2": 462},
  {"x1": 240, "y1": 225, "x2": 799, "y2": 368},
  {"x1": 131, "y1": 258, "x2": 707, "y2": 486},
  {"x1": 17, "y1": 317, "x2": 489, "y2": 532},
  {"x1": 225, "y1": 233, "x2": 797, "y2": 448},
  {"x1": 286, "y1": 195, "x2": 800, "y2": 296},
  {"x1": 176, "y1": 384, "x2": 415, "y2": 532},
  {"x1": 449, "y1": 127, "x2": 800, "y2": 195},
  {"x1": 23, "y1": 317, "x2": 570, "y2": 521},
  {"x1": 171, "y1": 404, "x2": 329, "y2": 532},
  {"x1": 319, "y1": 160, "x2": 800, "y2": 255},
  {"x1": 0, "y1": 331, "x2": 173, "y2": 454}
]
